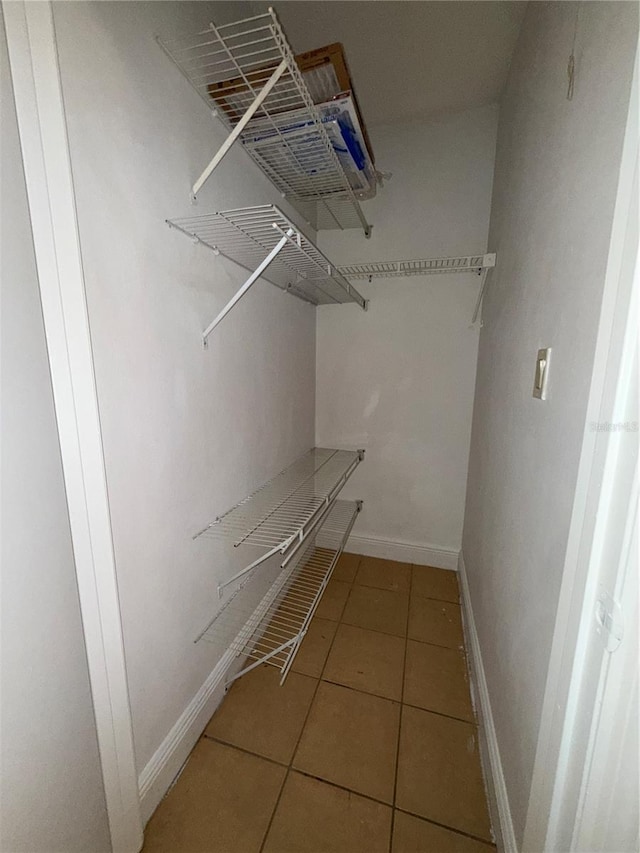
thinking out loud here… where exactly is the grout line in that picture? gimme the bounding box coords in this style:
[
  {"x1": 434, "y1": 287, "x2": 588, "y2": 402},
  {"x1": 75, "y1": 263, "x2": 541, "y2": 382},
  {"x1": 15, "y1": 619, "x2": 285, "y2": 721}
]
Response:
[
  {"x1": 406, "y1": 635, "x2": 465, "y2": 652},
  {"x1": 319, "y1": 677, "x2": 401, "y2": 705},
  {"x1": 340, "y1": 619, "x2": 407, "y2": 640},
  {"x1": 256, "y1": 555, "x2": 360, "y2": 853},
  {"x1": 408, "y1": 590, "x2": 462, "y2": 606},
  {"x1": 291, "y1": 767, "x2": 394, "y2": 807},
  {"x1": 400, "y1": 699, "x2": 476, "y2": 727},
  {"x1": 393, "y1": 807, "x2": 497, "y2": 848},
  {"x1": 201, "y1": 733, "x2": 289, "y2": 769},
  {"x1": 389, "y1": 560, "x2": 411, "y2": 852}
]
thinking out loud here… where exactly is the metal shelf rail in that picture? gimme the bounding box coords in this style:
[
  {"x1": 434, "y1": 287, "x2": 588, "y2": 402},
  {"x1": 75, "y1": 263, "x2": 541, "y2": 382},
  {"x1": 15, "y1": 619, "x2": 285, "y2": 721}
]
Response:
[
  {"x1": 338, "y1": 252, "x2": 497, "y2": 323},
  {"x1": 157, "y1": 9, "x2": 372, "y2": 235},
  {"x1": 167, "y1": 205, "x2": 367, "y2": 340},
  {"x1": 195, "y1": 447, "x2": 364, "y2": 597},
  {"x1": 338, "y1": 253, "x2": 496, "y2": 280},
  {"x1": 197, "y1": 499, "x2": 362, "y2": 685}
]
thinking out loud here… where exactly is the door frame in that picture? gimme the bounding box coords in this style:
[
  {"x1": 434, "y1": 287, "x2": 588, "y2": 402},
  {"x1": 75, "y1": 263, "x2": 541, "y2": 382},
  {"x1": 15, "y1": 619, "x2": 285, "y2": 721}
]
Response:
[
  {"x1": 523, "y1": 44, "x2": 639, "y2": 852},
  {"x1": 3, "y1": 3, "x2": 142, "y2": 851}
]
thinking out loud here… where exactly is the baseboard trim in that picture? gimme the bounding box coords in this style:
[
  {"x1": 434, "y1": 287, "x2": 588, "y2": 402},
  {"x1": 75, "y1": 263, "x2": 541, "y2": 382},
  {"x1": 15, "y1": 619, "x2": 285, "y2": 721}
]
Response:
[
  {"x1": 346, "y1": 534, "x2": 458, "y2": 570},
  {"x1": 458, "y1": 551, "x2": 517, "y2": 853},
  {"x1": 138, "y1": 649, "x2": 235, "y2": 824}
]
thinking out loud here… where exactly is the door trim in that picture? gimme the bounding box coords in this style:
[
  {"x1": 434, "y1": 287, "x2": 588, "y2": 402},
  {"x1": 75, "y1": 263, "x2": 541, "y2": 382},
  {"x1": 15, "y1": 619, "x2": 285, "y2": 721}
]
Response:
[
  {"x1": 2, "y1": 3, "x2": 142, "y2": 850},
  {"x1": 523, "y1": 45, "x2": 639, "y2": 852}
]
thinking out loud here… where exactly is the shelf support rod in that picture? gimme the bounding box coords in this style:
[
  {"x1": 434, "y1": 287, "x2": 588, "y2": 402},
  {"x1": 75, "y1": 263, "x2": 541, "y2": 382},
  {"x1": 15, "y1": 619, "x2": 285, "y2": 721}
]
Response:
[
  {"x1": 471, "y1": 266, "x2": 491, "y2": 325},
  {"x1": 202, "y1": 227, "x2": 293, "y2": 342},
  {"x1": 191, "y1": 58, "x2": 288, "y2": 199}
]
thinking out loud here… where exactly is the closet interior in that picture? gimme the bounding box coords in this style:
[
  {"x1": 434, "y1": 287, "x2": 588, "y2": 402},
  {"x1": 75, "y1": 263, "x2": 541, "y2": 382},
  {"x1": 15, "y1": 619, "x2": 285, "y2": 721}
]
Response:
[{"x1": 6, "y1": 1, "x2": 637, "y2": 851}]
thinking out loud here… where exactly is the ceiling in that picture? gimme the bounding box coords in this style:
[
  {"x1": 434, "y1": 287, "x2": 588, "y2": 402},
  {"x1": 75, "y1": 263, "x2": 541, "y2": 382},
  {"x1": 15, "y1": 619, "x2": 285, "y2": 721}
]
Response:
[{"x1": 252, "y1": 1, "x2": 526, "y2": 125}]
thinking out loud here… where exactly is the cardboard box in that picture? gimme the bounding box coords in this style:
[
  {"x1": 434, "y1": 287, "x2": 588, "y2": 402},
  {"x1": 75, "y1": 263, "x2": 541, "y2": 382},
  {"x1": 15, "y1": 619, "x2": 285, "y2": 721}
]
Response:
[{"x1": 207, "y1": 42, "x2": 375, "y2": 164}]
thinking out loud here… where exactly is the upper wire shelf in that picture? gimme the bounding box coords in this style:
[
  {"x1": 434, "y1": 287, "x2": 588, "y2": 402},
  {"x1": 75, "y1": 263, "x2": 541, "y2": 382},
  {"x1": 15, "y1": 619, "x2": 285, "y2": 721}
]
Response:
[
  {"x1": 198, "y1": 499, "x2": 362, "y2": 684},
  {"x1": 196, "y1": 447, "x2": 364, "y2": 594},
  {"x1": 157, "y1": 9, "x2": 371, "y2": 235},
  {"x1": 338, "y1": 253, "x2": 496, "y2": 280},
  {"x1": 167, "y1": 205, "x2": 367, "y2": 338}
]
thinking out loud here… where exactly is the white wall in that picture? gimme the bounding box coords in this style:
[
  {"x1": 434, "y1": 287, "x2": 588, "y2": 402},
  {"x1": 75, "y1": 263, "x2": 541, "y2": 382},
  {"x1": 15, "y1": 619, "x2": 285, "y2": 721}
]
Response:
[
  {"x1": 461, "y1": 2, "x2": 638, "y2": 845},
  {"x1": 316, "y1": 108, "x2": 498, "y2": 563},
  {"x1": 0, "y1": 10, "x2": 111, "y2": 851},
  {"x1": 52, "y1": 0, "x2": 316, "y2": 785}
]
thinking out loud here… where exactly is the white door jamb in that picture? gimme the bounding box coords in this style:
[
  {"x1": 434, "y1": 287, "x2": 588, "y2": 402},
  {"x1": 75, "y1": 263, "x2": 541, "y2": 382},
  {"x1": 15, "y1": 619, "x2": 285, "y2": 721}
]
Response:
[
  {"x1": 523, "y1": 47, "x2": 639, "y2": 852},
  {"x1": 2, "y1": 3, "x2": 143, "y2": 851}
]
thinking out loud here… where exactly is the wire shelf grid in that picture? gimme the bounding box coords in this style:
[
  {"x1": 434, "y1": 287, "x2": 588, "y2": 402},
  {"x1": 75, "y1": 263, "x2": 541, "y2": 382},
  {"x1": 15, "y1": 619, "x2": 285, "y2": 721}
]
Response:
[
  {"x1": 339, "y1": 254, "x2": 496, "y2": 280},
  {"x1": 199, "y1": 499, "x2": 361, "y2": 683},
  {"x1": 157, "y1": 9, "x2": 371, "y2": 234},
  {"x1": 167, "y1": 205, "x2": 367, "y2": 308},
  {"x1": 196, "y1": 447, "x2": 363, "y2": 557}
]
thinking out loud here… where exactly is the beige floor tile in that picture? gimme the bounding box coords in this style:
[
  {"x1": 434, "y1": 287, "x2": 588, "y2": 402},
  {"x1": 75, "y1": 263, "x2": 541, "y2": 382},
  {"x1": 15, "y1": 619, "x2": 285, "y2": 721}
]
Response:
[
  {"x1": 332, "y1": 551, "x2": 361, "y2": 583},
  {"x1": 293, "y1": 681, "x2": 400, "y2": 803},
  {"x1": 205, "y1": 665, "x2": 316, "y2": 763},
  {"x1": 291, "y1": 618, "x2": 337, "y2": 678},
  {"x1": 143, "y1": 739, "x2": 285, "y2": 853},
  {"x1": 263, "y1": 772, "x2": 392, "y2": 853},
  {"x1": 404, "y1": 640, "x2": 474, "y2": 721},
  {"x1": 396, "y1": 706, "x2": 492, "y2": 841},
  {"x1": 323, "y1": 623, "x2": 405, "y2": 700},
  {"x1": 392, "y1": 810, "x2": 496, "y2": 853},
  {"x1": 412, "y1": 565, "x2": 460, "y2": 603},
  {"x1": 314, "y1": 579, "x2": 351, "y2": 621},
  {"x1": 355, "y1": 556, "x2": 412, "y2": 593},
  {"x1": 408, "y1": 596, "x2": 464, "y2": 649},
  {"x1": 342, "y1": 585, "x2": 409, "y2": 637}
]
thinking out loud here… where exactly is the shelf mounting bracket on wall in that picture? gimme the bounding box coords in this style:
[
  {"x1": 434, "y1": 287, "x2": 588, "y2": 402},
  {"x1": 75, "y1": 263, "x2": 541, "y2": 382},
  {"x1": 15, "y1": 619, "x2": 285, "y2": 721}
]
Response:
[
  {"x1": 338, "y1": 251, "x2": 496, "y2": 325},
  {"x1": 167, "y1": 205, "x2": 367, "y2": 341},
  {"x1": 200, "y1": 225, "x2": 293, "y2": 342},
  {"x1": 471, "y1": 264, "x2": 492, "y2": 326}
]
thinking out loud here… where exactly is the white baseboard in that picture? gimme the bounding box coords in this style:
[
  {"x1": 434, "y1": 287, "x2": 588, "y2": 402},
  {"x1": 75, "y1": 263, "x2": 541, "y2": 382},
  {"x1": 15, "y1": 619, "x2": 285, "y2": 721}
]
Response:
[
  {"x1": 138, "y1": 649, "x2": 235, "y2": 824},
  {"x1": 458, "y1": 551, "x2": 517, "y2": 853},
  {"x1": 346, "y1": 533, "x2": 458, "y2": 570}
]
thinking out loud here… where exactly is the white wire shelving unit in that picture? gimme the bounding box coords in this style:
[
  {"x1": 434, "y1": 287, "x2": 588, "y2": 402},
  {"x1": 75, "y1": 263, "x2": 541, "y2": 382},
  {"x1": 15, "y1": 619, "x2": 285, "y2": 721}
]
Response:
[
  {"x1": 198, "y1": 499, "x2": 361, "y2": 684},
  {"x1": 196, "y1": 447, "x2": 364, "y2": 596},
  {"x1": 157, "y1": 8, "x2": 372, "y2": 236},
  {"x1": 167, "y1": 205, "x2": 367, "y2": 339},
  {"x1": 338, "y1": 253, "x2": 496, "y2": 280},
  {"x1": 338, "y1": 252, "x2": 497, "y2": 323}
]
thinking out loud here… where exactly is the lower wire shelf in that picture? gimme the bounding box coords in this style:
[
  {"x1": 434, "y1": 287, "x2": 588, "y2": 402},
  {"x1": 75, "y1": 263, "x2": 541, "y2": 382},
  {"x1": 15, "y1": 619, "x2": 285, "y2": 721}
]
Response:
[{"x1": 197, "y1": 499, "x2": 362, "y2": 685}]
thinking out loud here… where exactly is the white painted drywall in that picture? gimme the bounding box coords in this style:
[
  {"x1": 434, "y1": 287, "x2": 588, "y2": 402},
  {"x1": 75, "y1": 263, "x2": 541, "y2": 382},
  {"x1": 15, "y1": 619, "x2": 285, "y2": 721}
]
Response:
[
  {"x1": 461, "y1": 2, "x2": 638, "y2": 845},
  {"x1": 51, "y1": 0, "x2": 316, "y2": 778},
  {"x1": 316, "y1": 107, "x2": 498, "y2": 559},
  {"x1": 0, "y1": 11, "x2": 111, "y2": 851}
]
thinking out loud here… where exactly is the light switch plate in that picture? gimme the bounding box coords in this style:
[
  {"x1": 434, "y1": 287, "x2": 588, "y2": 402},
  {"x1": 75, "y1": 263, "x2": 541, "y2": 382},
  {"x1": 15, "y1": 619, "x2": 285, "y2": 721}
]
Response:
[{"x1": 533, "y1": 347, "x2": 551, "y2": 399}]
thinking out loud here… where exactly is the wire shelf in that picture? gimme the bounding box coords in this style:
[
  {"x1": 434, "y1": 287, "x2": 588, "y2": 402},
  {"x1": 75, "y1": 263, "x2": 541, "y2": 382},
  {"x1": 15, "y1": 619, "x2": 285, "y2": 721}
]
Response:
[
  {"x1": 196, "y1": 447, "x2": 364, "y2": 594},
  {"x1": 157, "y1": 9, "x2": 371, "y2": 235},
  {"x1": 167, "y1": 205, "x2": 367, "y2": 309},
  {"x1": 339, "y1": 253, "x2": 496, "y2": 280},
  {"x1": 198, "y1": 499, "x2": 361, "y2": 684}
]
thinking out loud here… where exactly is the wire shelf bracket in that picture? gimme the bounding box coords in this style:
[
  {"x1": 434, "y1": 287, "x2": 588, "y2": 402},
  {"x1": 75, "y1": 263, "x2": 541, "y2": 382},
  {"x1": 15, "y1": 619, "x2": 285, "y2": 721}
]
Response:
[
  {"x1": 156, "y1": 9, "x2": 372, "y2": 236},
  {"x1": 339, "y1": 252, "x2": 497, "y2": 325},
  {"x1": 195, "y1": 447, "x2": 364, "y2": 597},
  {"x1": 198, "y1": 499, "x2": 362, "y2": 685},
  {"x1": 167, "y1": 205, "x2": 368, "y2": 341}
]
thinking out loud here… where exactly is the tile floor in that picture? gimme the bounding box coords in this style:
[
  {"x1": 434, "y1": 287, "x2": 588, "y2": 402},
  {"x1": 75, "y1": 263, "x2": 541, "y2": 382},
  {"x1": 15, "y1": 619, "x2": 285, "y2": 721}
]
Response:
[{"x1": 144, "y1": 554, "x2": 496, "y2": 853}]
